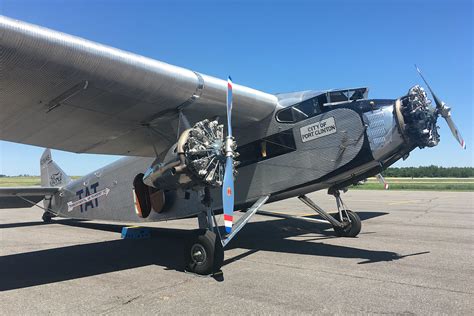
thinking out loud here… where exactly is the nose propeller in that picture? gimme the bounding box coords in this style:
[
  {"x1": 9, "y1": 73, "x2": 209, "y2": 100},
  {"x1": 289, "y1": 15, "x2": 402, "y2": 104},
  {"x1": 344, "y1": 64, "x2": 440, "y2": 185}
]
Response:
[
  {"x1": 222, "y1": 76, "x2": 235, "y2": 233},
  {"x1": 415, "y1": 65, "x2": 466, "y2": 149}
]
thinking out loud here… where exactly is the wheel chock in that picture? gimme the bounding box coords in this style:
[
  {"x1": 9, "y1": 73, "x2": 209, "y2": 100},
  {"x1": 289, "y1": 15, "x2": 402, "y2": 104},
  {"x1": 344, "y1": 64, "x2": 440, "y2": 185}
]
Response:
[{"x1": 121, "y1": 226, "x2": 151, "y2": 239}]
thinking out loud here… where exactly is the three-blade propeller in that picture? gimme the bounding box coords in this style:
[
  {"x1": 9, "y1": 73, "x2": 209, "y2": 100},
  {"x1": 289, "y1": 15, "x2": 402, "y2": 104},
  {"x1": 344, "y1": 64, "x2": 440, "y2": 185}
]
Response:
[
  {"x1": 415, "y1": 65, "x2": 466, "y2": 149},
  {"x1": 222, "y1": 76, "x2": 235, "y2": 233}
]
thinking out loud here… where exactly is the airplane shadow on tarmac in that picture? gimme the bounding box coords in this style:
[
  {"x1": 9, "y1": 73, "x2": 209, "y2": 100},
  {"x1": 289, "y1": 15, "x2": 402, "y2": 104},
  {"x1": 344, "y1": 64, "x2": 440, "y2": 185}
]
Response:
[{"x1": 0, "y1": 211, "x2": 427, "y2": 291}]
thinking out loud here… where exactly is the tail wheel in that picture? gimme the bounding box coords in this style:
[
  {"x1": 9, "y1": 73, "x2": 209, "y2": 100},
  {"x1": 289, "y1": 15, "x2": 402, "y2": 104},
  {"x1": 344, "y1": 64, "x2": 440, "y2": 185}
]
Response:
[
  {"x1": 42, "y1": 212, "x2": 53, "y2": 223},
  {"x1": 332, "y1": 210, "x2": 361, "y2": 237},
  {"x1": 185, "y1": 229, "x2": 224, "y2": 275}
]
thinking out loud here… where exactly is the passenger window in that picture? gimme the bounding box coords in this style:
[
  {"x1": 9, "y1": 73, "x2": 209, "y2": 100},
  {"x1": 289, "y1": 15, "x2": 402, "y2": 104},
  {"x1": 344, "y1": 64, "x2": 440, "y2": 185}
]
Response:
[{"x1": 237, "y1": 129, "x2": 296, "y2": 168}]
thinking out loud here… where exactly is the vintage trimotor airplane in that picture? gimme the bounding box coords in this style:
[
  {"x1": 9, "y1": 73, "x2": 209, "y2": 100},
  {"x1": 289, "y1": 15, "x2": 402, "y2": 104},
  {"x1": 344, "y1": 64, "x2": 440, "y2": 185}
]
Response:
[{"x1": 0, "y1": 16, "x2": 466, "y2": 275}]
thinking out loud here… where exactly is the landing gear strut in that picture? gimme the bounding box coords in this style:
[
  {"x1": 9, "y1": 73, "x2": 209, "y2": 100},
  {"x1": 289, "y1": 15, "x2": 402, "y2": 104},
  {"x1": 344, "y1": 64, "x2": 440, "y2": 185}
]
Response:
[
  {"x1": 184, "y1": 191, "x2": 269, "y2": 275},
  {"x1": 298, "y1": 190, "x2": 361, "y2": 237},
  {"x1": 185, "y1": 187, "x2": 224, "y2": 275}
]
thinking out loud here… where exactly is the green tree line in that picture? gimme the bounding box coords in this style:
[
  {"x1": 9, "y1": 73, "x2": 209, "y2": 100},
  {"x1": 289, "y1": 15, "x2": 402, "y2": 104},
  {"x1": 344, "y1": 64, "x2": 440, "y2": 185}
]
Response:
[
  {"x1": 382, "y1": 165, "x2": 473, "y2": 178},
  {"x1": 1, "y1": 166, "x2": 473, "y2": 178}
]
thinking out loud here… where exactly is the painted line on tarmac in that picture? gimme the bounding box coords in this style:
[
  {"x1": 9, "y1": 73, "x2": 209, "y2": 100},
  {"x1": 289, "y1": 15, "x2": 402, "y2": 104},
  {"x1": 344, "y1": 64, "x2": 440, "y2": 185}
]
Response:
[{"x1": 388, "y1": 200, "x2": 421, "y2": 205}]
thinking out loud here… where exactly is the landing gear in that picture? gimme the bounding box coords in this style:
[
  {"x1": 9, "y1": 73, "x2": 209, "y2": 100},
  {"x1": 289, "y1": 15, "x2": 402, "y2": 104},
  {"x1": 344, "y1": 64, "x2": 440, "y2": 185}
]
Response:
[
  {"x1": 298, "y1": 190, "x2": 362, "y2": 238},
  {"x1": 42, "y1": 211, "x2": 54, "y2": 223},
  {"x1": 332, "y1": 210, "x2": 361, "y2": 237},
  {"x1": 185, "y1": 188, "x2": 224, "y2": 275},
  {"x1": 185, "y1": 194, "x2": 269, "y2": 275},
  {"x1": 185, "y1": 229, "x2": 224, "y2": 275}
]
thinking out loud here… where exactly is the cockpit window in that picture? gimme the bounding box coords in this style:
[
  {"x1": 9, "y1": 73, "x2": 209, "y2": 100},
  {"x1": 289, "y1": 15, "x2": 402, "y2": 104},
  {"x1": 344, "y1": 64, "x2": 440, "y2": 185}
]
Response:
[
  {"x1": 276, "y1": 87, "x2": 368, "y2": 123},
  {"x1": 276, "y1": 96, "x2": 323, "y2": 123},
  {"x1": 326, "y1": 88, "x2": 368, "y2": 104},
  {"x1": 327, "y1": 91, "x2": 348, "y2": 103}
]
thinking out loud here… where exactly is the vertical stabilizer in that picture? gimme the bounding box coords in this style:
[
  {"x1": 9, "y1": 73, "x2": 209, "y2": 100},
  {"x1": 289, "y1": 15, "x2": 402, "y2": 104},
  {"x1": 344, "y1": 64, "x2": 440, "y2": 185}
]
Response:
[{"x1": 40, "y1": 149, "x2": 71, "y2": 187}]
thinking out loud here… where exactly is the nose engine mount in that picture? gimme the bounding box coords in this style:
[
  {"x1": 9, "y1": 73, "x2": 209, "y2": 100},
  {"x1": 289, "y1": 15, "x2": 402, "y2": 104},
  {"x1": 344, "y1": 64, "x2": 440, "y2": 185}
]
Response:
[
  {"x1": 395, "y1": 85, "x2": 440, "y2": 148},
  {"x1": 143, "y1": 119, "x2": 238, "y2": 190}
]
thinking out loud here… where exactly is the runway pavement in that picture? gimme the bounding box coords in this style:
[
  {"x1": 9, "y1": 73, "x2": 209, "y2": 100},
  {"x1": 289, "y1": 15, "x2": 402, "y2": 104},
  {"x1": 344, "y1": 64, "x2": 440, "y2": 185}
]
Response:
[{"x1": 1, "y1": 190, "x2": 473, "y2": 314}]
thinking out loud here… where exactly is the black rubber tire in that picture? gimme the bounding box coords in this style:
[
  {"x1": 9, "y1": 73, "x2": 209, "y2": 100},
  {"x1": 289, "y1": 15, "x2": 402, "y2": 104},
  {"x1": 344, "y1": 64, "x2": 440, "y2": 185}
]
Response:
[
  {"x1": 42, "y1": 212, "x2": 52, "y2": 223},
  {"x1": 185, "y1": 229, "x2": 224, "y2": 275},
  {"x1": 332, "y1": 210, "x2": 361, "y2": 237}
]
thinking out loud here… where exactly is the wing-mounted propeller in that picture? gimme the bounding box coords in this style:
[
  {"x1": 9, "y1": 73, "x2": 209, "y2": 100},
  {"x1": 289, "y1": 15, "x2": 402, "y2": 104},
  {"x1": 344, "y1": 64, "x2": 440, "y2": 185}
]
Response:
[
  {"x1": 415, "y1": 65, "x2": 466, "y2": 149},
  {"x1": 222, "y1": 77, "x2": 237, "y2": 233},
  {"x1": 142, "y1": 77, "x2": 239, "y2": 223}
]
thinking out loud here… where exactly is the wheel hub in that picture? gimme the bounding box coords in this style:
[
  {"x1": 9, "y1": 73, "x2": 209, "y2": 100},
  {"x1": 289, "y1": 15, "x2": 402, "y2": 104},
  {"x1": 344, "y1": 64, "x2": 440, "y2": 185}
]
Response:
[{"x1": 190, "y1": 244, "x2": 207, "y2": 265}]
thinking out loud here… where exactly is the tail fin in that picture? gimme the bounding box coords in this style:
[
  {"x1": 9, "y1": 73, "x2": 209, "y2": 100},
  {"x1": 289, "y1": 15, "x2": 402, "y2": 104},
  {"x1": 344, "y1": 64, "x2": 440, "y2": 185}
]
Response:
[{"x1": 40, "y1": 149, "x2": 71, "y2": 187}]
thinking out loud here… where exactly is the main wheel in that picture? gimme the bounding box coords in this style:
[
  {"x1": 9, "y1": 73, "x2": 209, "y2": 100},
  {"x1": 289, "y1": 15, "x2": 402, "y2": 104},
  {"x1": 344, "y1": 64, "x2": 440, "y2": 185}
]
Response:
[
  {"x1": 185, "y1": 229, "x2": 224, "y2": 275},
  {"x1": 332, "y1": 210, "x2": 361, "y2": 237}
]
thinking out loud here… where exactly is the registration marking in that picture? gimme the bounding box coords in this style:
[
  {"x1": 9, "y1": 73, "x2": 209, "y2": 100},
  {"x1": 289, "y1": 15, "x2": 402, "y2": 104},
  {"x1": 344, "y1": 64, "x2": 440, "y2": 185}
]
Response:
[{"x1": 68, "y1": 187, "x2": 110, "y2": 212}]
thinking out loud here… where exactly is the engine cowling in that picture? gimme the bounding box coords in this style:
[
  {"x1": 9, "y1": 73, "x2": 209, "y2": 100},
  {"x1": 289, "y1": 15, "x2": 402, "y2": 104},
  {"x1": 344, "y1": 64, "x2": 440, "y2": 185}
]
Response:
[{"x1": 143, "y1": 119, "x2": 237, "y2": 190}]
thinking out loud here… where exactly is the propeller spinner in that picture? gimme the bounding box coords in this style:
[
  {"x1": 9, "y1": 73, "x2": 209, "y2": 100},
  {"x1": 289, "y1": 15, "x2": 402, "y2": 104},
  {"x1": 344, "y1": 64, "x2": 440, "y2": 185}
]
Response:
[{"x1": 415, "y1": 65, "x2": 466, "y2": 149}]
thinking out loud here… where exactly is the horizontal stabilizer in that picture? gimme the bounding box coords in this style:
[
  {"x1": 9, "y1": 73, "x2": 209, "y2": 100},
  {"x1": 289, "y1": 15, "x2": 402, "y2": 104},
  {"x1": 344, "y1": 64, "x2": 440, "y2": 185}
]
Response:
[{"x1": 0, "y1": 187, "x2": 58, "y2": 209}]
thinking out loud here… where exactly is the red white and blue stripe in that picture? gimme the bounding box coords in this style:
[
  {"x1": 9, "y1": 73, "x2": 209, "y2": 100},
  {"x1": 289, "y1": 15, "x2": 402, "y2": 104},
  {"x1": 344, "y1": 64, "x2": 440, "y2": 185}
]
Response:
[{"x1": 224, "y1": 213, "x2": 233, "y2": 232}]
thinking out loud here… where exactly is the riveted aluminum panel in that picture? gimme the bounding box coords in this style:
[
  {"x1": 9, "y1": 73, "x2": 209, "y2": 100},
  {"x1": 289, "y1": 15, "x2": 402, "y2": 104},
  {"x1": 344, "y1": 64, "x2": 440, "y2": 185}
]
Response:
[
  {"x1": 363, "y1": 105, "x2": 404, "y2": 161},
  {"x1": 208, "y1": 108, "x2": 367, "y2": 205},
  {"x1": 53, "y1": 156, "x2": 208, "y2": 222},
  {"x1": 0, "y1": 16, "x2": 277, "y2": 156}
]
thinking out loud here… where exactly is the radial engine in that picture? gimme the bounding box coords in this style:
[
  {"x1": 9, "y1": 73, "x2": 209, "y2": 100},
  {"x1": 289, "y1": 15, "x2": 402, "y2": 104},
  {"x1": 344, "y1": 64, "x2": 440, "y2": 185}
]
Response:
[{"x1": 143, "y1": 119, "x2": 238, "y2": 191}]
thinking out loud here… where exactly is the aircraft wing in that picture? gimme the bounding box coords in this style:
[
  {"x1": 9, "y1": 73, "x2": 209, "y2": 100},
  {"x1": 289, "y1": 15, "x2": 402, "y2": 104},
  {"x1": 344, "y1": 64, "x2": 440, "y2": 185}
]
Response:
[
  {"x1": 0, "y1": 187, "x2": 59, "y2": 208},
  {"x1": 0, "y1": 16, "x2": 278, "y2": 156}
]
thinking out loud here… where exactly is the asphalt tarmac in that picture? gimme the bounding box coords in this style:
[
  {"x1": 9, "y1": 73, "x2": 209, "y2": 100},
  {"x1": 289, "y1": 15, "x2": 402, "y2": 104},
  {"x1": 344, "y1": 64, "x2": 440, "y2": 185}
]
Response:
[{"x1": 1, "y1": 190, "x2": 473, "y2": 314}]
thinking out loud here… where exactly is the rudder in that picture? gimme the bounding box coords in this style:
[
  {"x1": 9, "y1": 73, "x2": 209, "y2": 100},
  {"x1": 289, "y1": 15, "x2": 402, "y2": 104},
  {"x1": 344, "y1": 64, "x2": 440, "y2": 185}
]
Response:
[{"x1": 40, "y1": 149, "x2": 71, "y2": 187}]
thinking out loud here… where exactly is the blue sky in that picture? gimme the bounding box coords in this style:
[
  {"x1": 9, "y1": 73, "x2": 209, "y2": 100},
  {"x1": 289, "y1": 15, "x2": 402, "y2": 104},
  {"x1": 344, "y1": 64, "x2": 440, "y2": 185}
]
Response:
[{"x1": 1, "y1": 0, "x2": 472, "y2": 176}]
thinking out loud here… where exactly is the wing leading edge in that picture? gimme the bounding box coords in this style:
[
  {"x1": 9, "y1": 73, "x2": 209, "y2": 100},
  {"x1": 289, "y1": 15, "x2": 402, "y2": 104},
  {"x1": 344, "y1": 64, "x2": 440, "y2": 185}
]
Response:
[{"x1": 0, "y1": 16, "x2": 278, "y2": 156}]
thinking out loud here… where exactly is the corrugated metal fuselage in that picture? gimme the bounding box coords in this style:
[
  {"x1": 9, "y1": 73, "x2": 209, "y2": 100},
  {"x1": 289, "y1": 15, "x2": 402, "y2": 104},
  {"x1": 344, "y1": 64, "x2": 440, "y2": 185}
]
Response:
[{"x1": 49, "y1": 100, "x2": 406, "y2": 223}]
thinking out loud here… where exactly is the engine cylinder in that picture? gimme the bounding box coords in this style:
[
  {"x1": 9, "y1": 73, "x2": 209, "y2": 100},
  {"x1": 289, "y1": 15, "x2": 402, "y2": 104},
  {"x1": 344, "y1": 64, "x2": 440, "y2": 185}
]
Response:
[
  {"x1": 395, "y1": 85, "x2": 440, "y2": 149},
  {"x1": 143, "y1": 119, "x2": 237, "y2": 190}
]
